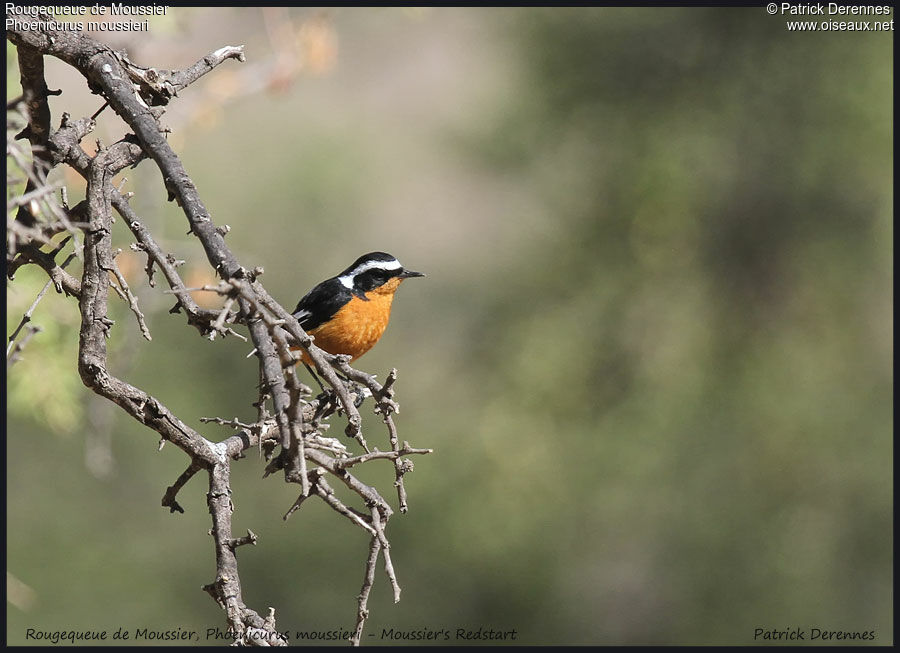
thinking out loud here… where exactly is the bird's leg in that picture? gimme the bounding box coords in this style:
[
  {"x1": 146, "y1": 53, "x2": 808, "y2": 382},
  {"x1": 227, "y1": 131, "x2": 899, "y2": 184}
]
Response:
[
  {"x1": 303, "y1": 363, "x2": 327, "y2": 394},
  {"x1": 304, "y1": 362, "x2": 367, "y2": 412},
  {"x1": 303, "y1": 362, "x2": 335, "y2": 421}
]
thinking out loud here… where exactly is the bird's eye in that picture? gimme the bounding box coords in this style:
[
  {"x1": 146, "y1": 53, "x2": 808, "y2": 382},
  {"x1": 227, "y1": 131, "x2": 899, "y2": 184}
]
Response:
[{"x1": 355, "y1": 269, "x2": 391, "y2": 292}]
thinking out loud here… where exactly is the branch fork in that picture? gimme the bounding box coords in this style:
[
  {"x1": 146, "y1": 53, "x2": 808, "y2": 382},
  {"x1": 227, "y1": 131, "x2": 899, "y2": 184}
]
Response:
[{"x1": 7, "y1": 18, "x2": 431, "y2": 646}]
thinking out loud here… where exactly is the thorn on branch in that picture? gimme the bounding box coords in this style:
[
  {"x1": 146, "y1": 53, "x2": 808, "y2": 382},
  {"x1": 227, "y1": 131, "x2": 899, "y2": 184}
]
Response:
[
  {"x1": 201, "y1": 580, "x2": 224, "y2": 608},
  {"x1": 227, "y1": 529, "x2": 258, "y2": 550}
]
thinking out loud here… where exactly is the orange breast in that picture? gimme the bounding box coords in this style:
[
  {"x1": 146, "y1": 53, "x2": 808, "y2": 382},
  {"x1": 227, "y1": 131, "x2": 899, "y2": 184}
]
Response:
[{"x1": 298, "y1": 278, "x2": 403, "y2": 364}]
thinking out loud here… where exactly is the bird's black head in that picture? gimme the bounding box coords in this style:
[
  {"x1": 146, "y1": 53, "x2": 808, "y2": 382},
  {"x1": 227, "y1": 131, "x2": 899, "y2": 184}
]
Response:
[{"x1": 338, "y1": 252, "x2": 425, "y2": 295}]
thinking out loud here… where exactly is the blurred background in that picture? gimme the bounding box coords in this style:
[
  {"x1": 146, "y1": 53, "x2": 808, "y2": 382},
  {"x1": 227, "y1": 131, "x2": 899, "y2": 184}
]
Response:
[{"x1": 6, "y1": 7, "x2": 892, "y2": 646}]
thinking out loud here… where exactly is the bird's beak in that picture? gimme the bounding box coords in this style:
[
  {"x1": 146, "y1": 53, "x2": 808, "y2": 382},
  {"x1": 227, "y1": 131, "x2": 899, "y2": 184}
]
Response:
[{"x1": 399, "y1": 268, "x2": 425, "y2": 279}]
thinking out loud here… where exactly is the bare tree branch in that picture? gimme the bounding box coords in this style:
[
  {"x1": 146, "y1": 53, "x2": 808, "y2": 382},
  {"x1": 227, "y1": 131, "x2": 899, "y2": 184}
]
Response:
[
  {"x1": 13, "y1": 43, "x2": 53, "y2": 229},
  {"x1": 7, "y1": 16, "x2": 431, "y2": 646}
]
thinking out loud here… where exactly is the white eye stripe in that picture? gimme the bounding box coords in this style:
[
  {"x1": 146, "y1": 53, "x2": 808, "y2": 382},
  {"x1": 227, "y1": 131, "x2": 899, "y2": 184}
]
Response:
[
  {"x1": 351, "y1": 259, "x2": 402, "y2": 276},
  {"x1": 338, "y1": 259, "x2": 402, "y2": 288}
]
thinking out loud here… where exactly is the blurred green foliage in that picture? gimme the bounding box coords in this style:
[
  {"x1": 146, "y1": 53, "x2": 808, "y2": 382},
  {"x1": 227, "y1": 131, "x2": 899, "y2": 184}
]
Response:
[
  {"x1": 6, "y1": 7, "x2": 892, "y2": 646},
  {"x1": 6, "y1": 269, "x2": 85, "y2": 432},
  {"x1": 454, "y1": 8, "x2": 892, "y2": 643}
]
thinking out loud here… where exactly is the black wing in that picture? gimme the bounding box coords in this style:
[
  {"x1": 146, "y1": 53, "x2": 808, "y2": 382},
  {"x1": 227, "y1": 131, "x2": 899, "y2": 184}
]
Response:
[{"x1": 291, "y1": 278, "x2": 351, "y2": 332}]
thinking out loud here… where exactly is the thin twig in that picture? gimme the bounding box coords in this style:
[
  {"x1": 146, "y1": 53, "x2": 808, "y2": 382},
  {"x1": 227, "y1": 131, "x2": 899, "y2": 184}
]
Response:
[
  {"x1": 351, "y1": 536, "x2": 381, "y2": 647},
  {"x1": 200, "y1": 415, "x2": 260, "y2": 432},
  {"x1": 313, "y1": 476, "x2": 376, "y2": 535},
  {"x1": 207, "y1": 295, "x2": 236, "y2": 341},
  {"x1": 161, "y1": 462, "x2": 202, "y2": 514},
  {"x1": 7, "y1": 243, "x2": 79, "y2": 357},
  {"x1": 6, "y1": 279, "x2": 52, "y2": 354},
  {"x1": 6, "y1": 325, "x2": 42, "y2": 368},
  {"x1": 335, "y1": 445, "x2": 433, "y2": 470},
  {"x1": 372, "y1": 507, "x2": 401, "y2": 603},
  {"x1": 109, "y1": 251, "x2": 152, "y2": 341}
]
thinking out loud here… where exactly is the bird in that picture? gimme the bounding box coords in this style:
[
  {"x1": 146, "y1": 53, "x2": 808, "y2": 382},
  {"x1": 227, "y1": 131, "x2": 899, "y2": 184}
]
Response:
[{"x1": 290, "y1": 252, "x2": 424, "y2": 371}]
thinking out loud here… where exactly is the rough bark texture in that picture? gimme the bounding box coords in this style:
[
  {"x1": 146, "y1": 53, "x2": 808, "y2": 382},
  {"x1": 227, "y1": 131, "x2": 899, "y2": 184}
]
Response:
[{"x1": 7, "y1": 14, "x2": 430, "y2": 646}]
